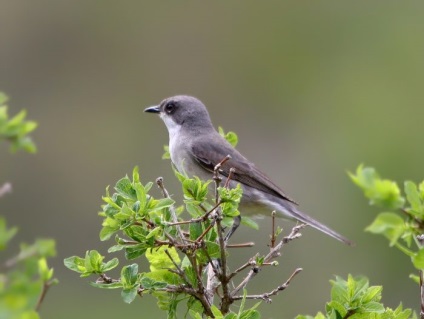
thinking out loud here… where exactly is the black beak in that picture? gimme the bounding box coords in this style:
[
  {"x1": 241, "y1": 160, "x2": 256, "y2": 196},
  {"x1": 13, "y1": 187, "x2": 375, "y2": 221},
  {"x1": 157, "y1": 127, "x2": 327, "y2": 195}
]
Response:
[{"x1": 144, "y1": 105, "x2": 160, "y2": 114}]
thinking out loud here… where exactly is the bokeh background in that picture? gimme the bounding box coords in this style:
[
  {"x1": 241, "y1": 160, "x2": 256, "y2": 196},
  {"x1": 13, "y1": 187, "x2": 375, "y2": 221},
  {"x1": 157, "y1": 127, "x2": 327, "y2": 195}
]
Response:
[{"x1": 1, "y1": 1, "x2": 424, "y2": 318}]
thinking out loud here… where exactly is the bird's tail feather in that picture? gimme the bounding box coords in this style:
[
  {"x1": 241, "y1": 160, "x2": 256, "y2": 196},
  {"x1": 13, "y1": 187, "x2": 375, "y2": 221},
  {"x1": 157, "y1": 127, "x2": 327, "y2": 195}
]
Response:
[{"x1": 281, "y1": 203, "x2": 354, "y2": 246}]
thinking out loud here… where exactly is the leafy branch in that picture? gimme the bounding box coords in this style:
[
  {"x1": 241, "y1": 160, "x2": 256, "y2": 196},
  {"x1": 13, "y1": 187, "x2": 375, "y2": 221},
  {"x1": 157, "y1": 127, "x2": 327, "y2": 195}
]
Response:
[{"x1": 64, "y1": 162, "x2": 304, "y2": 318}]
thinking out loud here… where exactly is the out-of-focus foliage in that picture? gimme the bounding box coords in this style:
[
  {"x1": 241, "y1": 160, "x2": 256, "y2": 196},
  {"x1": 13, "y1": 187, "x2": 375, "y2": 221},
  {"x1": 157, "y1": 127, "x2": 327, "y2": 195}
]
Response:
[
  {"x1": 350, "y1": 165, "x2": 424, "y2": 272},
  {"x1": 0, "y1": 92, "x2": 56, "y2": 319},
  {"x1": 0, "y1": 92, "x2": 37, "y2": 153},
  {"x1": 296, "y1": 275, "x2": 416, "y2": 319}
]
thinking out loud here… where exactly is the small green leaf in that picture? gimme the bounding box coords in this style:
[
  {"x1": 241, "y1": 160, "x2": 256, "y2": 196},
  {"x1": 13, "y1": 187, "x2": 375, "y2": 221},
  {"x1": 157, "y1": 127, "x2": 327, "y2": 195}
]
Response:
[
  {"x1": 63, "y1": 256, "x2": 86, "y2": 273},
  {"x1": 419, "y1": 181, "x2": 424, "y2": 200},
  {"x1": 409, "y1": 273, "x2": 420, "y2": 284},
  {"x1": 241, "y1": 216, "x2": 259, "y2": 230},
  {"x1": 218, "y1": 126, "x2": 238, "y2": 147},
  {"x1": 115, "y1": 176, "x2": 137, "y2": 200},
  {"x1": 90, "y1": 281, "x2": 122, "y2": 289},
  {"x1": 405, "y1": 181, "x2": 423, "y2": 216},
  {"x1": 100, "y1": 225, "x2": 119, "y2": 241},
  {"x1": 121, "y1": 287, "x2": 138, "y2": 303},
  {"x1": 146, "y1": 226, "x2": 162, "y2": 239},
  {"x1": 162, "y1": 145, "x2": 171, "y2": 159},
  {"x1": 365, "y1": 213, "x2": 405, "y2": 246},
  {"x1": 132, "y1": 166, "x2": 140, "y2": 184},
  {"x1": 210, "y1": 305, "x2": 224, "y2": 319},
  {"x1": 361, "y1": 301, "x2": 385, "y2": 313},
  {"x1": 412, "y1": 248, "x2": 424, "y2": 269},
  {"x1": 349, "y1": 165, "x2": 405, "y2": 209},
  {"x1": 361, "y1": 286, "x2": 382, "y2": 303},
  {"x1": 146, "y1": 246, "x2": 180, "y2": 272},
  {"x1": 148, "y1": 198, "x2": 175, "y2": 214},
  {"x1": 125, "y1": 246, "x2": 147, "y2": 260},
  {"x1": 121, "y1": 263, "x2": 139, "y2": 287},
  {"x1": 189, "y1": 310, "x2": 203, "y2": 319},
  {"x1": 102, "y1": 258, "x2": 119, "y2": 272}
]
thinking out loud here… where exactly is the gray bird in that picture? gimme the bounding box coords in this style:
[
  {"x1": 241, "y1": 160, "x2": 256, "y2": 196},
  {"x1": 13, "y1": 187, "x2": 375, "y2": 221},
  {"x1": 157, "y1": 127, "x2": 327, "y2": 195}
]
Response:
[{"x1": 145, "y1": 95, "x2": 353, "y2": 245}]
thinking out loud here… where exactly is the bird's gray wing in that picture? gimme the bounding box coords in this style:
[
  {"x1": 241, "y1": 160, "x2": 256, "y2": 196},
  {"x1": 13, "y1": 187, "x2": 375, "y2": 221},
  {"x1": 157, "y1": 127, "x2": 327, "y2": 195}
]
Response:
[{"x1": 190, "y1": 140, "x2": 298, "y2": 205}]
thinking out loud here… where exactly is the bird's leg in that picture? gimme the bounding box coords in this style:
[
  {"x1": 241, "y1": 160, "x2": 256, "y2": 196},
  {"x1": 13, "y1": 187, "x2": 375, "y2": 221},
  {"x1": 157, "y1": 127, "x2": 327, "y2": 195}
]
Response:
[{"x1": 224, "y1": 215, "x2": 241, "y2": 243}]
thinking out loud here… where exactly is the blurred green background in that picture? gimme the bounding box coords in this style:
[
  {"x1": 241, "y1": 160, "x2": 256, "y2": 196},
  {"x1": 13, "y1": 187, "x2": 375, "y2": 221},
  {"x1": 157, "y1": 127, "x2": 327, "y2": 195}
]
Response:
[{"x1": 1, "y1": 1, "x2": 423, "y2": 318}]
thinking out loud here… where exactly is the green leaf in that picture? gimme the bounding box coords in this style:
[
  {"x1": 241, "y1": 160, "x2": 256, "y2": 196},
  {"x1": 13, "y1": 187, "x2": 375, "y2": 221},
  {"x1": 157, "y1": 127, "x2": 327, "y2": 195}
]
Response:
[
  {"x1": 419, "y1": 182, "x2": 424, "y2": 200},
  {"x1": 38, "y1": 258, "x2": 54, "y2": 281},
  {"x1": 121, "y1": 263, "x2": 139, "y2": 287},
  {"x1": 365, "y1": 213, "x2": 405, "y2": 246},
  {"x1": 405, "y1": 181, "x2": 423, "y2": 217},
  {"x1": 87, "y1": 250, "x2": 104, "y2": 273},
  {"x1": 162, "y1": 145, "x2": 171, "y2": 159},
  {"x1": 132, "y1": 166, "x2": 140, "y2": 184},
  {"x1": 241, "y1": 216, "x2": 259, "y2": 230},
  {"x1": 361, "y1": 286, "x2": 382, "y2": 303},
  {"x1": 115, "y1": 176, "x2": 137, "y2": 200},
  {"x1": 125, "y1": 246, "x2": 148, "y2": 260},
  {"x1": 412, "y1": 248, "x2": 424, "y2": 269},
  {"x1": 409, "y1": 273, "x2": 420, "y2": 284},
  {"x1": 218, "y1": 126, "x2": 238, "y2": 147},
  {"x1": 102, "y1": 258, "x2": 119, "y2": 272},
  {"x1": 99, "y1": 225, "x2": 119, "y2": 241},
  {"x1": 90, "y1": 281, "x2": 122, "y2": 289},
  {"x1": 361, "y1": 301, "x2": 385, "y2": 313},
  {"x1": 140, "y1": 276, "x2": 167, "y2": 290},
  {"x1": 210, "y1": 305, "x2": 224, "y2": 319},
  {"x1": 148, "y1": 197, "x2": 175, "y2": 214},
  {"x1": 189, "y1": 309, "x2": 203, "y2": 319},
  {"x1": 349, "y1": 165, "x2": 405, "y2": 209},
  {"x1": 121, "y1": 287, "x2": 138, "y2": 303},
  {"x1": 145, "y1": 246, "x2": 180, "y2": 272},
  {"x1": 63, "y1": 256, "x2": 86, "y2": 273},
  {"x1": 327, "y1": 300, "x2": 347, "y2": 317}
]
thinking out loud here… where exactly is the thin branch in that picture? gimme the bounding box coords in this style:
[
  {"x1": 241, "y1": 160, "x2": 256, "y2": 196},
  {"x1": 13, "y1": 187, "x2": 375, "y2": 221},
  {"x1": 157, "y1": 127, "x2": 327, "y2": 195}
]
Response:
[
  {"x1": 35, "y1": 280, "x2": 55, "y2": 311},
  {"x1": 270, "y1": 211, "x2": 276, "y2": 249},
  {"x1": 195, "y1": 220, "x2": 216, "y2": 242},
  {"x1": 228, "y1": 254, "x2": 259, "y2": 281},
  {"x1": 232, "y1": 268, "x2": 302, "y2": 303},
  {"x1": 226, "y1": 242, "x2": 255, "y2": 248},
  {"x1": 224, "y1": 168, "x2": 236, "y2": 189},
  {"x1": 166, "y1": 201, "x2": 222, "y2": 226},
  {"x1": 231, "y1": 224, "x2": 306, "y2": 297},
  {"x1": 213, "y1": 155, "x2": 231, "y2": 202},
  {"x1": 164, "y1": 249, "x2": 192, "y2": 287}
]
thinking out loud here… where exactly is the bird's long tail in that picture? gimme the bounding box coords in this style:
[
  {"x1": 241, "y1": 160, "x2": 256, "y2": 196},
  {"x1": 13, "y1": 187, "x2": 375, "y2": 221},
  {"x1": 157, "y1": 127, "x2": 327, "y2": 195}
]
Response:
[{"x1": 278, "y1": 200, "x2": 354, "y2": 246}]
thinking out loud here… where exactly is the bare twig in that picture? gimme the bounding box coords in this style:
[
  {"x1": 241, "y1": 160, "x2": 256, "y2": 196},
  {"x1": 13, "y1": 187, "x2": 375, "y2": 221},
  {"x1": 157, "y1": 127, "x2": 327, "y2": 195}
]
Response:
[
  {"x1": 226, "y1": 242, "x2": 255, "y2": 248},
  {"x1": 232, "y1": 268, "x2": 303, "y2": 302},
  {"x1": 228, "y1": 254, "x2": 259, "y2": 281},
  {"x1": 270, "y1": 211, "x2": 276, "y2": 249},
  {"x1": 231, "y1": 223, "x2": 306, "y2": 297},
  {"x1": 213, "y1": 155, "x2": 231, "y2": 202},
  {"x1": 35, "y1": 280, "x2": 55, "y2": 311},
  {"x1": 224, "y1": 168, "x2": 236, "y2": 188}
]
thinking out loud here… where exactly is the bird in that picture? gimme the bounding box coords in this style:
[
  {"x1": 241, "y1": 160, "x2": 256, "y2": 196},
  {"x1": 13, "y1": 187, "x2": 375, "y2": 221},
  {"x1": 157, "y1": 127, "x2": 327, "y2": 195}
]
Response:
[{"x1": 144, "y1": 95, "x2": 353, "y2": 245}]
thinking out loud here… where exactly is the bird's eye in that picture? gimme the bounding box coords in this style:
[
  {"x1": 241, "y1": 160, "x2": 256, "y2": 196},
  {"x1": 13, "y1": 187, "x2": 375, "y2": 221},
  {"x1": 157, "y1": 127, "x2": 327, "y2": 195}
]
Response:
[{"x1": 164, "y1": 102, "x2": 177, "y2": 114}]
